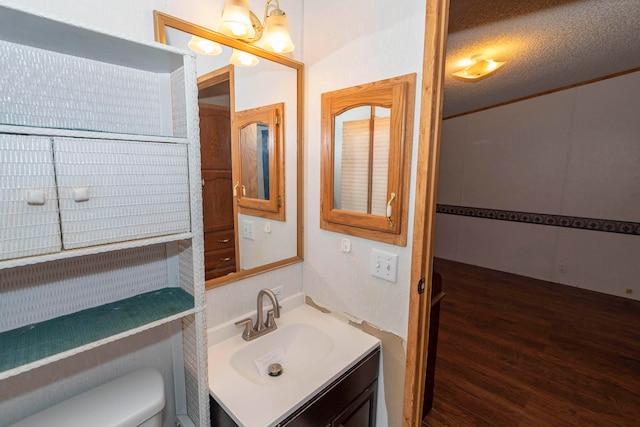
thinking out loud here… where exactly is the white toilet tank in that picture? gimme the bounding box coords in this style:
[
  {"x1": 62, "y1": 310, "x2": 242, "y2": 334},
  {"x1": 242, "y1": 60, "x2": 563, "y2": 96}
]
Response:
[{"x1": 11, "y1": 368, "x2": 165, "y2": 427}]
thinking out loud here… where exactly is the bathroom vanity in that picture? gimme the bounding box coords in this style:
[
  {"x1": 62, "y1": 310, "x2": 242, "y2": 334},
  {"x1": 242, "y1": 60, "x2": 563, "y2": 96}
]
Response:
[{"x1": 207, "y1": 303, "x2": 381, "y2": 427}]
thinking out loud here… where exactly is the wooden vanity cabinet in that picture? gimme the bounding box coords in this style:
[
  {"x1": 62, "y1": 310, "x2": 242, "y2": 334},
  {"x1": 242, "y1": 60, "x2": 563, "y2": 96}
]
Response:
[
  {"x1": 200, "y1": 104, "x2": 237, "y2": 280},
  {"x1": 210, "y1": 347, "x2": 380, "y2": 426}
]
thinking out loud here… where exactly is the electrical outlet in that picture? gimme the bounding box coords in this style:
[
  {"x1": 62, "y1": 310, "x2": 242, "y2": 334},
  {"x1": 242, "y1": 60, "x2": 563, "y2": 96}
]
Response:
[
  {"x1": 242, "y1": 220, "x2": 255, "y2": 240},
  {"x1": 370, "y1": 249, "x2": 398, "y2": 283},
  {"x1": 272, "y1": 285, "x2": 284, "y2": 299}
]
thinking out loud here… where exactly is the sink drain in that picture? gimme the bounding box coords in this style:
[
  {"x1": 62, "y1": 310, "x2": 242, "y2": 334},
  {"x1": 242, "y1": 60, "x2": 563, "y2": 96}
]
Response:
[{"x1": 268, "y1": 363, "x2": 283, "y2": 377}]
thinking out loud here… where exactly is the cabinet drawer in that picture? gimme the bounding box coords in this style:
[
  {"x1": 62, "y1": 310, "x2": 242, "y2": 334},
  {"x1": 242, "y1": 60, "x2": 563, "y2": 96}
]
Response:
[
  {"x1": 205, "y1": 247, "x2": 236, "y2": 280},
  {"x1": 204, "y1": 230, "x2": 235, "y2": 252},
  {"x1": 205, "y1": 247, "x2": 235, "y2": 269},
  {"x1": 0, "y1": 134, "x2": 62, "y2": 260},
  {"x1": 205, "y1": 263, "x2": 236, "y2": 280},
  {"x1": 54, "y1": 138, "x2": 191, "y2": 249}
]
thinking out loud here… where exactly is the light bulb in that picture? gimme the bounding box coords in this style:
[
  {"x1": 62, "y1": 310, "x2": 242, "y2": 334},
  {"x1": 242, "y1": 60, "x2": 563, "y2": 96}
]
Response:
[
  {"x1": 187, "y1": 36, "x2": 222, "y2": 55},
  {"x1": 219, "y1": 0, "x2": 255, "y2": 39},
  {"x1": 262, "y1": 10, "x2": 294, "y2": 53},
  {"x1": 229, "y1": 49, "x2": 259, "y2": 67}
]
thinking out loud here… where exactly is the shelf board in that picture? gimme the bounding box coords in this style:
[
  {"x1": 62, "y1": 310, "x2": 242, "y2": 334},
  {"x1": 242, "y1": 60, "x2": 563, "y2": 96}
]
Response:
[
  {"x1": 0, "y1": 124, "x2": 190, "y2": 144},
  {"x1": 0, "y1": 288, "x2": 195, "y2": 380},
  {"x1": 0, "y1": 4, "x2": 186, "y2": 73},
  {"x1": 0, "y1": 232, "x2": 193, "y2": 270}
]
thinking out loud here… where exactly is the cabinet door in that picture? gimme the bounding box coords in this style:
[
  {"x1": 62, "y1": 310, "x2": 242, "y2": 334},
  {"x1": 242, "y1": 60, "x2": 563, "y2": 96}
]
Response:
[
  {"x1": 200, "y1": 104, "x2": 231, "y2": 170},
  {"x1": 202, "y1": 170, "x2": 234, "y2": 233},
  {"x1": 0, "y1": 134, "x2": 62, "y2": 260},
  {"x1": 53, "y1": 138, "x2": 191, "y2": 249},
  {"x1": 332, "y1": 381, "x2": 377, "y2": 427}
]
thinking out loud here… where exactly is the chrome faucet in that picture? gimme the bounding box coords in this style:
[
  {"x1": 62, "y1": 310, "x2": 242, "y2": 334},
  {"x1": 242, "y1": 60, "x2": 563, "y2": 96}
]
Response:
[{"x1": 235, "y1": 289, "x2": 281, "y2": 341}]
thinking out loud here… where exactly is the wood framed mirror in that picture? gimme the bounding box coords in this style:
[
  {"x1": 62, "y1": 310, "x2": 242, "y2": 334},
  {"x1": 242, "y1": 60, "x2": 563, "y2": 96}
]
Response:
[
  {"x1": 320, "y1": 74, "x2": 416, "y2": 246},
  {"x1": 154, "y1": 11, "x2": 303, "y2": 288},
  {"x1": 235, "y1": 102, "x2": 285, "y2": 221}
]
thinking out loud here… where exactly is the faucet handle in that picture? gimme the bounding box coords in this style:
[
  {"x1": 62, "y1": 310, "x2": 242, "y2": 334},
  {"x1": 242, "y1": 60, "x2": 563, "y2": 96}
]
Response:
[
  {"x1": 235, "y1": 318, "x2": 254, "y2": 340},
  {"x1": 265, "y1": 309, "x2": 278, "y2": 329}
]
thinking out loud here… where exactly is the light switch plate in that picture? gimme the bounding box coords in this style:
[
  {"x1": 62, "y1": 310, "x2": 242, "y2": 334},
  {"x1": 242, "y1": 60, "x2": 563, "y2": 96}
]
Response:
[
  {"x1": 242, "y1": 220, "x2": 255, "y2": 240},
  {"x1": 370, "y1": 249, "x2": 398, "y2": 283}
]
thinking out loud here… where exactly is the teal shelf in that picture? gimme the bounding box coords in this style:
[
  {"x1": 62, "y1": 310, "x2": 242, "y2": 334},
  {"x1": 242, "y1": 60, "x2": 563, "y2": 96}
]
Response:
[{"x1": 0, "y1": 288, "x2": 194, "y2": 376}]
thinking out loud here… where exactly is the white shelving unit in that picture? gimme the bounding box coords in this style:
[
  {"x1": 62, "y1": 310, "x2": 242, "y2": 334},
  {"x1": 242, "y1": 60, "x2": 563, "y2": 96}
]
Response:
[{"x1": 0, "y1": 4, "x2": 208, "y2": 426}]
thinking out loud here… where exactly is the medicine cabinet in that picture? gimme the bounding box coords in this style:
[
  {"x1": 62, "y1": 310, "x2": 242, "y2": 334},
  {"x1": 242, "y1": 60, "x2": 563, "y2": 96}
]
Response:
[
  {"x1": 320, "y1": 74, "x2": 416, "y2": 245},
  {"x1": 234, "y1": 103, "x2": 285, "y2": 221}
]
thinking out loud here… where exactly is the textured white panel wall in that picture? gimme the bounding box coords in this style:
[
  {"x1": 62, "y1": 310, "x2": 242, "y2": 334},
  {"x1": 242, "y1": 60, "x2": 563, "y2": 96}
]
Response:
[
  {"x1": 460, "y1": 90, "x2": 574, "y2": 213},
  {"x1": 435, "y1": 71, "x2": 640, "y2": 300},
  {"x1": 563, "y1": 71, "x2": 640, "y2": 221}
]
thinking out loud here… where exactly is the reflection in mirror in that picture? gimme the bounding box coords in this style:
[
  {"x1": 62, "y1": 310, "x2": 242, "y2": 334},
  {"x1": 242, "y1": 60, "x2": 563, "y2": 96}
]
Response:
[
  {"x1": 234, "y1": 102, "x2": 284, "y2": 221},
  {"x1": 334, "y1": 106, "x2": 391, "y2": 216},
  {"x1": 321, "y1": 73, "x2": 416, "y2": 246},
  {"x1": 154, "y1": 11, "x2": 303, "y2": 288},
  {"x1": 240, "y1": 122, "x2": 270, "y2": 200}
]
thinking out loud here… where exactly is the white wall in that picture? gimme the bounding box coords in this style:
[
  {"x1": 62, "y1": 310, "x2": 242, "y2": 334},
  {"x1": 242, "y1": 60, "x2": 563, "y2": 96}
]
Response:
[
  {"x1": 435, "y1": 71, "x2": 640, "y2": 300},
  {"x1": 303, "y1": 0, "x2": 425, "y2": 346},
  {"x1": 302, "y1": 2, "x2": 426, "y2": 424}
]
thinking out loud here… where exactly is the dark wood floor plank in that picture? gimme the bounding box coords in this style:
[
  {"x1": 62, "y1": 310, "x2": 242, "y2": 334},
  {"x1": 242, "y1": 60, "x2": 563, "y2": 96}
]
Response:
[{"x1": 423, "y1": 258, "x2": 640, "y2": 427}]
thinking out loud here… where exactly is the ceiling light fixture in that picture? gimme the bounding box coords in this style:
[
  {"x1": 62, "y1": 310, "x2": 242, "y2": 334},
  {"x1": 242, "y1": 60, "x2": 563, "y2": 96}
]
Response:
[
  {"x1": 453, "y1": 55, "x2": 505, "y2": 81},
  {"x1": 219, "y1": 0, "x2": 295, "y2": 54}
]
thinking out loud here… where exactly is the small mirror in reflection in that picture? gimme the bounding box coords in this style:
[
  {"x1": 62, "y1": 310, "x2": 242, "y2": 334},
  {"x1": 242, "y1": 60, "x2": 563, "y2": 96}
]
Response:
[{"x1": 234, "y1": 102, "x2": 284, "y2": 221}]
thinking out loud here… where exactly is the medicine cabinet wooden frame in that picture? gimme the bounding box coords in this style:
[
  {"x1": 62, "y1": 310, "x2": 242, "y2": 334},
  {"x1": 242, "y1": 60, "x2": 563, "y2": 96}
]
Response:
[
  {"x1": 320, "y1": 74, "x2": 416, "y2": 246},
  {"x1": 234, "y1": 102, "x2": 285, "y2": 221}
]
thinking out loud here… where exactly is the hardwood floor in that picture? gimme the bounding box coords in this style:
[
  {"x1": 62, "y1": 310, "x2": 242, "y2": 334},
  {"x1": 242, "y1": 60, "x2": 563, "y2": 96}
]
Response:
[{"x1": 423, "y1": 258, "x2": 640, "y2": 427}]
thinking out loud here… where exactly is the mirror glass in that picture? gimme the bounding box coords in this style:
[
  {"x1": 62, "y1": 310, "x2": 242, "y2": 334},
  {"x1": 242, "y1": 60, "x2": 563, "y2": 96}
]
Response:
[
  {"x1": 155, "y1": 12, "x2": 302, "y2": 287},
  {"x1": 333, "y1": 106, "x2": 391, "y2": 216},
  {"x1": 320, "y1": 74, "x2": 415, "y2": 246},
  {"x1": 240, "y1": 122, "x2": 270, "y2": 200}
]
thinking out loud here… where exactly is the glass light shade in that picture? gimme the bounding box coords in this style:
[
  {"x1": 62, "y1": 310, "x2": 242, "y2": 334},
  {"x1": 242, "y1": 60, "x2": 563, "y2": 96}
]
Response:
[
  {"x1": 187, "y1": 36, "x2": 222, "y2": 55},
  {"x1": 229, "y1": 49, "x2": 259, "y2": 67},
  {"x1": 453, "y1": 59, "x2": 505, "y2": 80},
  {"x1": 262, "y1": 12, "x2": 294, "y2": 53},
  {"x1": 219, "y1": 0, "x2": 255, "y2": 39}
]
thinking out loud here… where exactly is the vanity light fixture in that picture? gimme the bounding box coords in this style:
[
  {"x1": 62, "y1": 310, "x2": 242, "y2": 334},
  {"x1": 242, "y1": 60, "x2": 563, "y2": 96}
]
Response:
[
  {"x1": 229, "y1": 48, "x2": 260, "y2": 66},
  {"x1": 219, "y1": 0, "x2": 295, "y2": 53},
  {"x1": 453, "y1": 56, "x2": 505, "y2": 80},
  {"x1": 187, "y1": 35, "x2": 222, "y2": 55}
]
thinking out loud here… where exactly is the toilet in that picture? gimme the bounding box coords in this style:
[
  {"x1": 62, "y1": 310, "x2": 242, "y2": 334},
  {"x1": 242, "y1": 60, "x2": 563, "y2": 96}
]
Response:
[{"x1": 11, "y1": 368, "x2": 165, "y2": 427}]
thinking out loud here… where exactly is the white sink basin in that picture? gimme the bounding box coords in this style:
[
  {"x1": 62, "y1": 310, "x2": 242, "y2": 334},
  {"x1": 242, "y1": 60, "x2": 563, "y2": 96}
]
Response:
[
  {"x1": 207, "y1": 303, "x2": 380, "y2": 427},
  {"x1": 229, "y1": 323, "x2": 335, "y2": 386}
]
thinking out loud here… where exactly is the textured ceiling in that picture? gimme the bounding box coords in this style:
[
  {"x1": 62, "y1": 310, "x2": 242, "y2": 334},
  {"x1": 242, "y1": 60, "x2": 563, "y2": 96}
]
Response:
[{"x1": 444, "y1": 0, "x2": 640, "y2": 117}]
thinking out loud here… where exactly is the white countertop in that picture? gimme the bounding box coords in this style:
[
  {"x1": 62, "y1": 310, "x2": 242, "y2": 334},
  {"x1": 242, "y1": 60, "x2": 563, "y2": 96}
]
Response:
[{"x1": 207, "y1": 302, "x2": 381, "y2": 427}]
